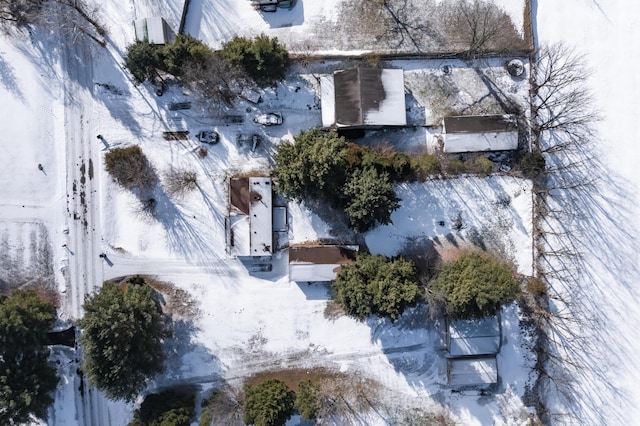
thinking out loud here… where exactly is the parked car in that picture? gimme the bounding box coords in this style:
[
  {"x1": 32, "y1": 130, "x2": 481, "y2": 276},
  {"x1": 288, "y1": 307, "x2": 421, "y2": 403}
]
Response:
[
  {"x1": 253, "y1": 112, "x2": 283, "y2": 126},
  {"x1": 261, "y1": 4, "x2": 277, "y2": 12},
  {"x1": 196, "y1": 130, "x2": 219, "y2": 144}
]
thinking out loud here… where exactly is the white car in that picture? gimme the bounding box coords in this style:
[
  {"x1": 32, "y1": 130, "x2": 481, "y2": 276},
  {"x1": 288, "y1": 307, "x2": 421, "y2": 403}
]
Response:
[
  {"x1": 196, "y1": 130, "x2": 219, "y2": 144},
  {"x1": 253, "y1": 112, "x2": 283, "y2": 126}
]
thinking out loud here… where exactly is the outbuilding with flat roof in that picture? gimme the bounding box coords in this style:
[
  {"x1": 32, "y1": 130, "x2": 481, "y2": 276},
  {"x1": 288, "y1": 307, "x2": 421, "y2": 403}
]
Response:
[
  {"x1": 442, "y1": 114, "x2": 518, "y2": 153},
  {"x1": 289, "y1": 245, "x2": 358, "y2": 282}
]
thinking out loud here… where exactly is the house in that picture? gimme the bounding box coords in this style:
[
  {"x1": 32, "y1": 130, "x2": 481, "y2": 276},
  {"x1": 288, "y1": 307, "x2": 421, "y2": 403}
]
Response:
[
  {"x1": 442, "y1": 114, "x2": 518, "y2": 153},
  {"x1": 133, "y1": 17, "x2": 169, "y2": 45},
  {"x1": 446, "y1": 315, "x2": 501, "y2": 386},
  {"x1": 447, "y1": 356, "x2": 498, "y2": 386},
  {"x1": 289, "y1": 245, "x2": 359, "y2": 282},
  {"x1": 320, "y1": 68, "x2": 407, "y2": 128},
  {"x1": 225, "y1": 177, "x2": 273, "y2": 257}
]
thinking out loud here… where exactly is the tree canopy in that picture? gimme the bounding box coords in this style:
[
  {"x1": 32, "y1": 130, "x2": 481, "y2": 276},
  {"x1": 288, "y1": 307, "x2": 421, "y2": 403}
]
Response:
[
  {"x1": 128, "y1": 389, "x2": 195, "y2": 426},
  {"x1": 78, "y1": 277, "x2": 169, "y2": 401},
  {"x1": 294, "y1": 380, "x2": 320, "y2": 421},
  {"x1": 243, "y1": 379, "x2": 295, "y2": 426},
  {"x1": 430, "y1": 251, "x2": 521, "y2": 319},
  {"x1": 334, "y1": 254, "x2": 420, "y2": 320},
  {"x1": 344, "y1": 167, "x2": 400, "y2": 232},
  {"x1": 273, "y1": 129, "x2": 348, "y2": 202},
  {"x1": 221, "y1": 34, "x2": 289, "y2": 83},
  {"x1": 0, "y1": 290, "x2": 58, "y2": 425}
]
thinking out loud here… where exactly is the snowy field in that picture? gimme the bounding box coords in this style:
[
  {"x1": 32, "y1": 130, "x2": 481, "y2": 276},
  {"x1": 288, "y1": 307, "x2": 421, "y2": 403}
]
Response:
[
  {"x1": 5, "y1": 0, "x2": 638, "y2": 425},
  {"x1": 534, "y1": 0, "x2": 640, "y2": 424}
]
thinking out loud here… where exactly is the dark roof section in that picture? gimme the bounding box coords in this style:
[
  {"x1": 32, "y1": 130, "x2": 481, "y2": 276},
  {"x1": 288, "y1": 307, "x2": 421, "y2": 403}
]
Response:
[
  {"x1": 289, "y1": 245, "x2": 359, "y2": 265},
  {"x1": 334, "y1": 68, "x2": 385, "y2": 126},
  {"x1": 229, "y1": 177, "x2": 250, "y2": 215},
  {"x1": 444, "y1": 114, "x2": 517, "y2": 134}
]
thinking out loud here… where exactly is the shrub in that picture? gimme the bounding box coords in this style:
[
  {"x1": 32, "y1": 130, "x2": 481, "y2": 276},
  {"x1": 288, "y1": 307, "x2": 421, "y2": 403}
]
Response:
[
  {"x1": 164, "y1": 167, "x2": 198, "y2": 197},
  {"x1": 345, "y1": 143, "x2": 410, "y2": 181},
  {"x1": 129, "y1": 390, "x2": 195, "y2": 426},
  {"x1": 525, "y1": 277, "x2": 547, "y2": 296},
  {"x1": 294, "y1": 380, "x2": 320, "y2": 420},
  {"x1": 410, "y1": 153, "x2": 441, "y2": 179},
  {"x1": 334, "y1": 254, "x2": 420, "y2": 320},
  {"x1": 519, "y1": 150, "x2": 546, "y2": 179},
  {"x1": 243, "y1": 379, "x2": 295, "y2": 426},
  {"x1": 343, "y1": 167, "x2": 400, "y2": 232},
  {"x1": 445, "y1": 159, "x2": 466, "y2": 175},
  {"x1": 430, "y1": 251, "x2": 520, "y2": 319},
  {"x1": 469, "y1": 156, "x2": 494, "y2": 176},
  {"x1": 105, "y1": 146, "x2": 157, "y2": 192},
  {"x1": 79, "y1": 278, "x2": 169, "y2": 401},
  {"x1": 222, "y1": 34, "x2": 289, "y2": 83}
]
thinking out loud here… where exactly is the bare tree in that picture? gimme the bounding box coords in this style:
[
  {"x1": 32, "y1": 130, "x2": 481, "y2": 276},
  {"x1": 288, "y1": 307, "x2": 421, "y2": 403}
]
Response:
[
  {"x1": 181, "y1": 52, "x2": 247, "y2": 108},
  {"x1": 163, "y1": 167, "x2": 198, "y2": 198},
  {"x1": 443, "y1": 0, "x2": 523, "y2": 57},
  {"x1": 532, "y1": 43, "x2": 600, "y2": 139},
  {"x1": 0, "y1": 0, "x2": 43, "y2": 29}
]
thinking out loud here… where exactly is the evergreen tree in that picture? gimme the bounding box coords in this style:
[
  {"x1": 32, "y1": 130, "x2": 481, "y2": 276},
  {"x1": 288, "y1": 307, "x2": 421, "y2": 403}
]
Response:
[
  {"x1": 161, "y1": 34, "x2": 211, "y2": 76},
  {"x1": 221, "y1": 34, "x2": 289, "y2": 83},
  {"x1": 79, "y1": 278, "x2": 169, "y2": 401},
  {"x1": 243, "y1": 379, "x2": 295, "y2": 426},
  {"x1": 124, "y1": 40, "x2": 163, "y2": 85},
  {"x1": 0, "y1": 290, "x2": 58, "y2": 425},
  {"x1": 273, "y1": 129, "x2": 348, "y2": 202},
  {"x1": 343, "y1": 167, "x2": 400, "y2": 232},
  {"x1": 334, "y1": 254, "x2": 420, "y2": 320},
  {"x1": 430, "y1": 251, "x2": 521, "y2": 319},
  {"x1": 128, "y1": 389, "x2": 195, "y2": 426},
  {"x1": 294, "y1": 380, "x2": 320, "y2": 420}
]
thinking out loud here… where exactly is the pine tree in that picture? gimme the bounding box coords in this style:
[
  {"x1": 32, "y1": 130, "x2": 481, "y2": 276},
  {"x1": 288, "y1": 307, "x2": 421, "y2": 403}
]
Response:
[
  {"x1": 430, "y1": 251, "x2": 521, "y2": 319},
  {"x1": 0, "y1": 290, "x2": 58, "y2": 425},
  {"x1": 343, "y1": 167, "x2": 400, "y2": 232},
  {"x1": 124, "y1": 40, "x2": 163, "y2": 85},
  {"x1": 334, "y1": 254, "x2": 420, "y2": 321},
  {"x1": 221, "y1": 34, "x2": 289, "y2": 83},
  {"x1": 79, "y1": 278, "x2": 169, "y2": 401},
  {"x1": 243, "y1": 379, "x2": 295, "y2": 426}
]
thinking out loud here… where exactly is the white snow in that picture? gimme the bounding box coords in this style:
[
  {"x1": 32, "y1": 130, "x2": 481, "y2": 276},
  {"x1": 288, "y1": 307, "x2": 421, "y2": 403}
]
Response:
[
  {"x1": 535, "y1": 0, "x2": 640, "y2": 422},
  {"x1": 0, "y1": 0, "x2": 585, "y2": 424}
]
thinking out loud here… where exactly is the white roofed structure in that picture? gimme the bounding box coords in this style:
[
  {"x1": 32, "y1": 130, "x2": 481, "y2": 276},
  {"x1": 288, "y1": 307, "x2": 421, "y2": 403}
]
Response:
[
  {"x1": 320, "y1": 68, "x2": 406, "y2": 128},
  {"x1": 133, "y1": 17, "x2": 169, "y2": 45},
  {"x1": 225, "y1": 177, "x2": 273, "y2": 257},
  {"x1": 442, "y1": 115, "x2": 518, "y2": 153},
  {"x1": 447, "y1": 356, "x2": 498, "y2": 386},
  {"x1": 447, "y1": 315, "x2": 501, "y2": 357}
]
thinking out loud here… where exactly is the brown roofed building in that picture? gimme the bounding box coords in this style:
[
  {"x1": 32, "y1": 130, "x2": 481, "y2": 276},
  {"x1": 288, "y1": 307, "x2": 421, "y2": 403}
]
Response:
[{"x1": 289, "y1": 245, "x2": 359, "y2": 282}]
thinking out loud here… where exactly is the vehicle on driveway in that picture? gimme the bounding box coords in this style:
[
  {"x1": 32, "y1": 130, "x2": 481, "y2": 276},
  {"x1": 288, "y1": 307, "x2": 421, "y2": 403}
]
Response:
[
  {"x1": 196, "y1": 130, "x2": 219, "y2": 144},
  {"x1": 253, "y1": 112, "x2": 283, "y2": 126}
]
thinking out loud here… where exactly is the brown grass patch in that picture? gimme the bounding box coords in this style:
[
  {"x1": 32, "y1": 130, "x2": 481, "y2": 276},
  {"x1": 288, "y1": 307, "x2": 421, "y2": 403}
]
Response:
[
  {"x1": 144, "y1": 276, "x2": 200, "y2": 319},
  {"x1": 244, "y1": 367, "x2": 341, "y2": 392},
  {"x1": 323, "y1": 300, "x2": 344, "y2": 320}
]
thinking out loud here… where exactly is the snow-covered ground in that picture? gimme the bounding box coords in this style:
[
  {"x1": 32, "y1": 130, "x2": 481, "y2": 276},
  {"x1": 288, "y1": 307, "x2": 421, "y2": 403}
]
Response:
[
  {"x1": 535, "y1": 0, "x2": 640, "y2": 423},
  {"x1": 9, "y1": 0, "x2": 625, "y2": 424}
]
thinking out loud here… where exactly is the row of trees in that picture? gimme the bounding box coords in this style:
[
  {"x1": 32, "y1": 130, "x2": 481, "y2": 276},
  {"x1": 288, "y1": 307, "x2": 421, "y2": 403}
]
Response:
[
  {"x1": 332, "y1": 250, "x2": 521, "y2": 322},
  {"x1": 124, "y1": 34, "x2": 288, "y2": 104}
]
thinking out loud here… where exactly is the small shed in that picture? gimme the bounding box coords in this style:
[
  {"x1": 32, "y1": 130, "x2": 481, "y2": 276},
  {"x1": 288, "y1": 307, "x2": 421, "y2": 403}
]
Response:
[
  {"x1": 447, "y1": 356, "x2": 498, "y2": 386},
  {"x1": 133, "y1": 17, "x2": 169, "y2": 45},
  {"x1": 289, "y1": 245, "x2": 358, "y2": 282},
  {"x1": 225, "y1": 177, "x2": 273, "y2": 257},
  {"x1": 446, "y1": 315, "x2": 501, "y2": 357},
  {"x1": 442, "y1": 114, "x2": 518, "y2": 153},
  {"x1": 321, "y1": 68, "x2": 406, "y2": 128}
]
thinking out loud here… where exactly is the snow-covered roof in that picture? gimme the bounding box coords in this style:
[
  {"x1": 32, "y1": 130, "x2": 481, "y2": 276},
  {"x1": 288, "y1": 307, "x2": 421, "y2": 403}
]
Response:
[
  {"x1": 289, "y1": 245, "x2": 358, "y2": 282},
  {"x1": 226, "y1": 177, "x2": 273, "y2": 257},
  {"x1": 447, "y1": 356, "x2": 498, "y2": 386},
  {"x1": 447, "y1": 315, "x2": 501, "y2": 357},
  {"x1": 443, "y1": 115, "x2": 518, "y2": 153},
  {"x1": 133, "y1": 17, "x2": 168, "y2": 45},
  {"x1": 321, "y1": 68, "x2": 406, "y2": 128}
]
